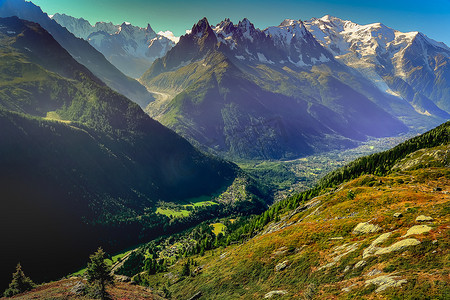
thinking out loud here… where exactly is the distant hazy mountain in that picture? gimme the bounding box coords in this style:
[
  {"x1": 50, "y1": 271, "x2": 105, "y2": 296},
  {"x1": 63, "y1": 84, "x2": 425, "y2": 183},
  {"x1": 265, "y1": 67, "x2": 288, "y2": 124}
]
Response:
[
  {"x1": 0, "y1": 0, "x2": 154, "y2": 108},
  {"x1": 0, "y1": 16, "x2": 241, "y2": 289},
  {"x1": 52, "y1": 13, "x2": 177, "y2": 78},
  {"x1": 140, "y1": 17, "x2": 440, "y2": 160},
  {"x1": 304, "y1": 15, "x2": 450, "y2": 118}
]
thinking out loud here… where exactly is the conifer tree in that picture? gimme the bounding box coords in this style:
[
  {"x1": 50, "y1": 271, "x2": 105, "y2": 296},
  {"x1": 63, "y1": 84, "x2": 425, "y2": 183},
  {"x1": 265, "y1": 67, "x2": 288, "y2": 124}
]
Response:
[
  {"x1": 86, "y1": 247, "x2": 114, "y2": 299},
  {"x1": 181, "y1": 261, "x2": 190, "y2": 276},
  {"x1": 3, "y1": 263, "x2": 35, "y2": 297}
]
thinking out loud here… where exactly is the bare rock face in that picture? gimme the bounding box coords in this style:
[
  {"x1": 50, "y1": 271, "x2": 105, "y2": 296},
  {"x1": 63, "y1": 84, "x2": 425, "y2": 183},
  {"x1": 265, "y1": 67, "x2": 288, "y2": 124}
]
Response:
[
  {"x1": 404, "y1": 225, "x2": 433, "y2": 237},
  {"x1": 365, "y1": 274, "x2": 407, "y2": 292},
  {"x1": 353, "y1": 222, "x2": 381, "y2": 234},
  {"x1": 264, "y1": 290, "x2": 287, "y2": 298},
  {"x1": 416, "y1": 215, "x2": 434, "y2": 222},
  {"x1": 374, "y1": 239, "x2": 421, "y2": 256}
]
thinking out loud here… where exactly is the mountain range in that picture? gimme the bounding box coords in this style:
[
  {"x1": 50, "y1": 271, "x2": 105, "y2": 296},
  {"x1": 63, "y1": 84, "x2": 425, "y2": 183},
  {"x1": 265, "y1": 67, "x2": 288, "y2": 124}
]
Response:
[
  {"x1": 39, "y1": 11, "x2": 450, "y2": 161},
  {"x1": 139, "y1": 17, "x2": 448, "y2": 160},
  {"x1": 51, "y1": 13, "x2": 177, "y2": 78},
  {"x1": 304, "y1": 15, "x2": 450, "y2": 118},
  {"x1": 0, "y1": 0, "x2": 155, "y2": 108}
]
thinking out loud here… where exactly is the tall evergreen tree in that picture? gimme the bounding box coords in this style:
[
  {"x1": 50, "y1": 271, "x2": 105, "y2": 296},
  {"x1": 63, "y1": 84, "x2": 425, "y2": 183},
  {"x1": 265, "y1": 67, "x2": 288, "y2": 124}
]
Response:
[
  {"x1": 3, "y1": 263, "x2": 35, "y2": 297},
  {"x1": 86, "y1": 247, "x2": 114, "y2": 299}
]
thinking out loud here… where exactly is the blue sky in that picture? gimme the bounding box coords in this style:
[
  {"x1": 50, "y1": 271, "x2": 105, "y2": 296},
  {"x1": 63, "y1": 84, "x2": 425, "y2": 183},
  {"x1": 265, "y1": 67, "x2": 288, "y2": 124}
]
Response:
[{"x1": 33, "y1": 0, "x2": 450, "y2": 46}]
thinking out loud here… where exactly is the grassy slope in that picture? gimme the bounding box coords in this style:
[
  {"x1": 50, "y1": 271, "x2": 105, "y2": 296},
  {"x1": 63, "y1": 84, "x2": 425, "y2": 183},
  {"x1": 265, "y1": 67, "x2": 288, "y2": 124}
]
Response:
[
  {"x1": 136, "y1": 123, "x2": 450, "y2": 299},
  {"x1": 2, "y1": 277, "x2": 163, "y2": 300},
  {"x1": 151, "y1": 146, "x2": 449, "y2": 299}
]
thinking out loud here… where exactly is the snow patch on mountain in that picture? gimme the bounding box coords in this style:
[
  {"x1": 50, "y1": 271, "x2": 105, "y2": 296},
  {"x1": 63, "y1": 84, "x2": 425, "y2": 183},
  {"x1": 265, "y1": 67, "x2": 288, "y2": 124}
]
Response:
[
  {"x1": 157, "y1": 31, "x2": 180, "y2": 43},
  {"x1": 265, "y1": 19, "x2": 309, "y2": 46},
  {"x1": 311, "y1": 53, "x2": 330, "y2": 63},
  {"x1": 288, "y1": 56, "x2": 308, "y2": 67},
  {"x1": 257, "y1": 52, "x2": 274, "y2": 64}
]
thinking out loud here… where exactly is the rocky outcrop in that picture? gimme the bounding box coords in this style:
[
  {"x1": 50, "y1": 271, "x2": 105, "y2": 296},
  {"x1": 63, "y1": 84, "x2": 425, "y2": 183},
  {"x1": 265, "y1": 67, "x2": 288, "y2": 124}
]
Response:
[
  {"x1": 404, "y1": 225, "x2": 432, "y2": 237},
  {"x1": 363, "y1": 232, "x2": 392, "y2": 258},
  {"x1": 70, "y1": 281, "x2": 86, "y2": 295},
  {"x1": 416, "y1": 215, "x2": 434, "y2": 222},
  {"x1": 365, "y1": 274, "x2": 407, "y2": 292},
  {"x1": 115, "y1": 275, "x2": 131, "y2": 282},
  {"x1": 318, "y1": 243, "x2": 359, "y2": 270},
  {"x1": 374, "y1": 239, "x2": 421, "y2": 256},
  {"x1": 354, "y1": 260, "x2": 366, "y2": 269},
  {"x1": 363, "y1": 231, "x2": 421, "y2": 258},
  {"x1": 353, "y1": 222, "x2": 381, "y2": 234}
]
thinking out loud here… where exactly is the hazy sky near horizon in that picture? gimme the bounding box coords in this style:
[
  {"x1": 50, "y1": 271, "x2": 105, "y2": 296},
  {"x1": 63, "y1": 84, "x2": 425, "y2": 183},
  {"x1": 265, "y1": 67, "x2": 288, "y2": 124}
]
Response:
[{"x1": 32, "y1": 0, "x2": 450, "y2": 46}]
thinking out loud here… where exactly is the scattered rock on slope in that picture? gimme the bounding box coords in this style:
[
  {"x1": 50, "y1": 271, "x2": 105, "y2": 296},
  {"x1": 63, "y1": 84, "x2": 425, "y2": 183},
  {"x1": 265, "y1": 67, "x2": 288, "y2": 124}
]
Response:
[
  {"x1": 365, "y1": 274, "x2": 407, "y2": 292},
  {"x1": 403, "y1": 225, "x2": 433, "y2": 237},
  {"x1": 374, "y1": 239, "x2": 421, "y2": 256},
  {"x1": 353, "y1": 222, "x2": 381, "y2": 234},
  {"x1": 275, "y1": 260, "x2": 289, "y2": 272},
  {"x1": 416, "y1": 215, "x2": 434, "y2": 222},
  {"x1": 264, "y1": 290, "x2": 287, "y2": 298}
]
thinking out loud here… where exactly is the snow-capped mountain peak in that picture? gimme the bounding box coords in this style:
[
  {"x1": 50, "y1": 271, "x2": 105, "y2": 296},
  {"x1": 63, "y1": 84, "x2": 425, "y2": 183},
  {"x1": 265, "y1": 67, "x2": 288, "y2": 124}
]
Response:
[
  {"x1": 265, "y1": 19, "x2": 309, "y2": 46},
  {"x1": 215, "y1": 18, "x2": 234, "y2": 34},
  {"x1": 211, "y1": 18, "x2": 263, "y2": 51},
  {"x1": 303, "y1": 15, "x2": 450, "y2": 117},
  {"x1": 207, "y1": 17, "x2": 332, "y2": 67},
  {"x1": 415, "y1": 32, "x2": 450, "y2": 53}
]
